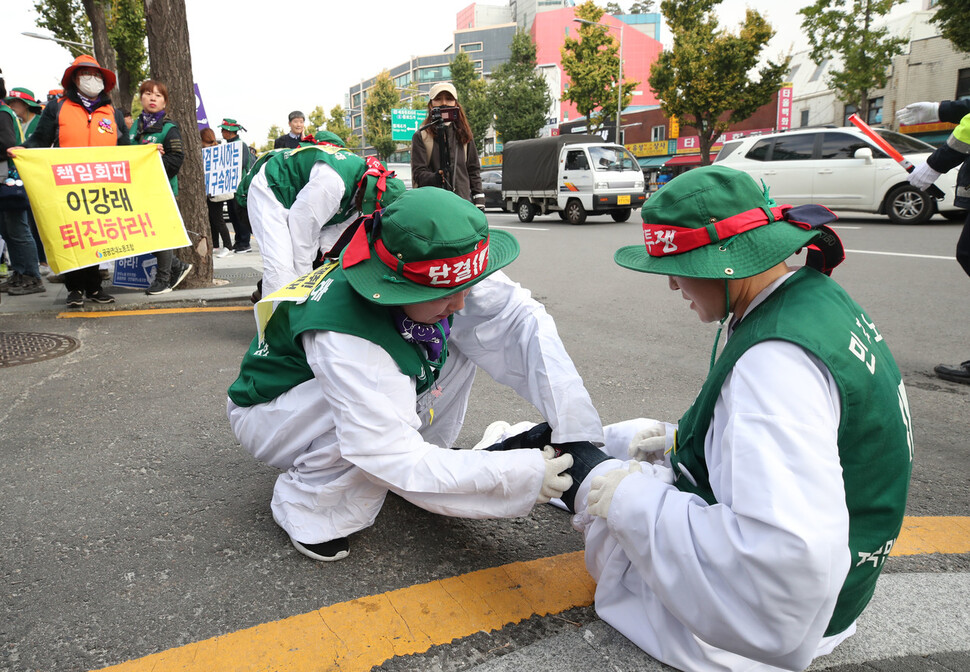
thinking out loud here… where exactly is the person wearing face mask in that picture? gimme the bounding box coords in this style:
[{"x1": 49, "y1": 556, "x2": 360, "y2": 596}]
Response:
[
  {"x1": 16, "y1": 55, "x2": 129, "y2": 307},
  {"x1": 227, "y1": 188, "x2": 603, "y2": 562},
  {"x1": 410, "y1": 82, "x2": 485, "y2": 209}
]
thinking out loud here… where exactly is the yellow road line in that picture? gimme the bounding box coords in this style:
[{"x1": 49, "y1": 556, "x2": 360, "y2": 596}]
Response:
[
  {"x1": 96, "y1": 551, "x2": 595, "y2": 672},
  {"x1": 58, "y1": 306, "x2": 252, "y2": 318},
  {"x1": 92, "y1": 519, "x2": 969, "y2": 672}
]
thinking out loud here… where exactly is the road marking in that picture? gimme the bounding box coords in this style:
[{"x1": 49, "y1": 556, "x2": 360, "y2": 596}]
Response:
[
  {"x1": 845, "y1": 248, "x2": 953, "y2": 261},
  {"x1": 830, "y1": 225, "x2": 862, "y2": 230},
  {"x1": 57, "y1": 306, "x2": 252, "y2": 319},
  {"x1": 491, "y1": 224, "x2": 550, "y2": 231},
  {"x1": 93, "y1": 516, "x2": 969, "y2": 672}
]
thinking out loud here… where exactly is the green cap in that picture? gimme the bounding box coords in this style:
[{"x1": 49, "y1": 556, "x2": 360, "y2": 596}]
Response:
[
  {"x1": 314, "y1": 130, "x2": 345, "y2": 147},
  {"x1": 218, "y1": 118, "x2": 246, "y2": 132},
  {"x1": 615, "y1": 165, "x2": 836, "y2": 279},
  {"x1": 4, "y1": 87, "x2": 43, "y2": 110},
  {"x1": 341, "y1": 188, "x2": 519, "y2": 306}
]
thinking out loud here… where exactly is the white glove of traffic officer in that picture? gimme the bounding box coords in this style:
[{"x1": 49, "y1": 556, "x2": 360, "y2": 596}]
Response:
[
  {"x1": 536, "y1": 446, "x2": 573, "y2": 504},
  {"x1": 588, "y1": 461, "x2": 641, "y2": 518},
  {"x1": 627, "y1": 421, "x2": 667, "y2": 464},
  {"x1": 895, "y1": 101, "x2": 940, "y2": 126},
  {"x1": 908, "y1": 162, "x2": 942, "y2": 191}
]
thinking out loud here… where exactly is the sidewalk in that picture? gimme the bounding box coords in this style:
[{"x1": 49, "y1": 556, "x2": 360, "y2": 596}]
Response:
[{"x1": 0, "y1": 243, "x2": 262, "y2": 315}]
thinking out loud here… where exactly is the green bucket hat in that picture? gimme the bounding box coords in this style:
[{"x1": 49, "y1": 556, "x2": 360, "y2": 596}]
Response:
[
  {"x1": 615, "y1": 165, "x2": 843, "y2": 279},
  {"x1": 341, "y1": 188, "x2": 520, "y2": 306},
  {"x1": 313, "y1": 130, "x2": 345, "y2": 147},
  {"x1": 218, "y1": 118, "x2": 246, "y2": 132},
  {"x1": 4, "y1": 87, "x2": 43, "y2": 111}
]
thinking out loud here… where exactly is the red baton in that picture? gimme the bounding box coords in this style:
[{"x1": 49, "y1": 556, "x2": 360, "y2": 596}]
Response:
[{"x1": 848, "y1": 114, "x2": 945, "y2": 199}]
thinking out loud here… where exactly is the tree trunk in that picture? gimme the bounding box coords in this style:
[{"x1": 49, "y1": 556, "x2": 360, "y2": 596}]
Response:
[
  {"x1": 116, "y1": 67, "x2": 133, "y2": 116},
  {"x1": 81, "y1": 0, "x2": 122, "y2": 110},
  {"x1": 143, "y1": 0, "x2": 212, "y2": 287}
]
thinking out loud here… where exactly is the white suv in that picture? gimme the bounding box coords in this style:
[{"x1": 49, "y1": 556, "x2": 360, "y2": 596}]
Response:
[{"x1": 713, "y1": 127, "x2": 963, "y2": 224}]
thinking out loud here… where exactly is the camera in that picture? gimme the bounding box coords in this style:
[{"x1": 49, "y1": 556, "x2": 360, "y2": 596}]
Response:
[{"x1": 430, "y1": 105, "x2": 459, "y2": 123}]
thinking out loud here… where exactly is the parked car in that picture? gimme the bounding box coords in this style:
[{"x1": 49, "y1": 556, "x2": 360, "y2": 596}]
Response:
[
  {"x1": 481, "y1": 170, "x2": 505, "y2": 210},
  {"x1": 713, "y1": 126, "x2": 963, "y2": 224}
]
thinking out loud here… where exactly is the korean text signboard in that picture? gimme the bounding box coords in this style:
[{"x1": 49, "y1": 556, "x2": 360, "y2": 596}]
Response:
[
  {"x1": 776, "y1": 83, "x2": 793, "y2": 132},
  {"x1": 391, "y1": 109, "x2": 423, "y2": 142},
  {"x1": 202, "y1": 142, "x2": 244, "y2": 200},
  {"x1": 13, "y1": 145, "x2": 189, "y2": 274}
]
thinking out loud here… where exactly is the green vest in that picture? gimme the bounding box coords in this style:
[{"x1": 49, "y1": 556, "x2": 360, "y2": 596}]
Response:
[
  {"x1": 23, "y1": 114, "x2": 40, "y2": 141},
  {"x1": 235, "y1": 148, "x2": 286, "y2": 207},
  {"x1": 130, "y1": 120, "x2": 178, "y2": 195},
  {"x1": 1, "y1": 103, "x2": 24, "y2": 145},
  {"x1": 671, "y1": 268, "x2": 912, "y2": 637},
  {"x1": 228, "y1": 262, "x2": 444, "y2": 407},
  {"x1": 235, "y1": 145, "x2": 365, "y2": 219}
]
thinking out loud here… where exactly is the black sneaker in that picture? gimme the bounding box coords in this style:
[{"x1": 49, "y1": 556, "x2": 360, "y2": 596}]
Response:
[
  {"x1": 234, "y1": 246, "x2": 252, "y2": 254},
  {"x1": 86, "y1": 289, "x2": 115, "y2": 304},
  {"x1": 934, "y1": 360, "x2": 970, "y2": 385},
  {"x1": 290, "y1": 536, "x2": 349, "y2": 562},
  {"x1": 0, "y1": 270, "x2": 23, "y2": 292},
  {"x1": 66, "y1": 290, "x2": 84, "y2": 307},
  {"x1": 146, "y1": 277, "x2": 172, "y2": 295},
  {"x1": 169, "y1": 261, "x2": 193, "y2": 290}
]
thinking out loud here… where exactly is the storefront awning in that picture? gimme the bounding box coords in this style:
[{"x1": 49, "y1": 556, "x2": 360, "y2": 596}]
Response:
[
  {"x1": 664, "y1": 154, "x2": 719, "y2": 167},
  {"x1": 637, "y1": 156, "x2": 668, "y2": 168}
]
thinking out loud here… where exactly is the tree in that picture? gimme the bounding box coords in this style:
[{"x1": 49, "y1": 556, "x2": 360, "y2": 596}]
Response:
[
  {"x1": 799, "y1": 0, "x2": 906, "y2": 121},
  {"x1": 33, "y1": 0, "x2": 148, "y2": 114},
  {"x1": 364, "y1": 71, "x2": 400, "y2": 161},
  {"x1": 649, "y1": 0, "x2": 788, "y2": 165},
  {"x1": 449, "y1": 51, "x2": 491, "y2": 155},
  {"x1": 490, "y1": 30, "x2": 552, "y2": 143},
  {"x1": 605, "y1": 2, "x2": 623, "y2": 13},
  {"x1": 144, "y1": 0, "x2": 211, "y2": 286},
  {"x1": 257, "y1": 124, "x2": 282, "y2": 154},
  {"x1": 325, "y1": 105, "x2": 357, "y2": 150},
  {"x1": 929, "y1": 0, "x2": 970, "y2": 54},
  {"x1": 629, "y1": 1, "x2": 654, "y2": 12},
  {"x1": 561, "y1": 1, "x2": 639, "y2": 133},
  {"x1": 304, "y1": 106, "x2": 326, "y2": 137}
]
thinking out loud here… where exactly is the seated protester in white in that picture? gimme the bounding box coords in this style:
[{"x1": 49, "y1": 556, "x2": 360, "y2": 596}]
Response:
[
  {"x1": 227, "y1": 188, "x2": 603, "y2": 562},
  {"x1": 237, "y1": 142, "x2": 406, "y2": 297},
  {"x1": 492, "y1": 166, "x2": 912, "y2": 672}
]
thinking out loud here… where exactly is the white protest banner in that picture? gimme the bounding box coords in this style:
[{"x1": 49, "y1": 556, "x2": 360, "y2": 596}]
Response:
[{"x1": 203, "y1": 142, "x2": 244, "y2": 201}]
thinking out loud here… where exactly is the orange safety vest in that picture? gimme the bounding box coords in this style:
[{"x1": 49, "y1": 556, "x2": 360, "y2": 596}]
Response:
[{"x1": 57, "y1": 98, "x2": 119, "y2": 147}]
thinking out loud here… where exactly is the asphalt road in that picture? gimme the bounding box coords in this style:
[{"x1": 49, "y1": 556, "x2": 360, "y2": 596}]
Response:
[{"x1": 1, "y1": 210, "x2": 967, "y2": 671}]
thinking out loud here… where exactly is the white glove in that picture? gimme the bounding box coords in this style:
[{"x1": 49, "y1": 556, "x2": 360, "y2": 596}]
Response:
[
  {"x1": 628, "y1": 422, "x2": 667, "y2": 463},
  {"x1": 588, "y1": 461, "x2": 641, "y2": 519},
  {"x1": 908, "y1": 162, "x2": 942, "y2": 191},
  {"x1": 895, "y1": 102, "x2": 940, "y2": 126},
  {"x1": 536, "y1": 446, "x2": 573, "y2": 504}
]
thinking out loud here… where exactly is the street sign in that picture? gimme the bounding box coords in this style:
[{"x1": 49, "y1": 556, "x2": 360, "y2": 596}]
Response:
[{"x1": 391, "y1": 109, "x2": 423, "y2": 142}]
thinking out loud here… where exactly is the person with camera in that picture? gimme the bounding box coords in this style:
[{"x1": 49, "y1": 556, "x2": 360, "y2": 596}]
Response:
[{"x1": 410, "y1": 82, "x2": 485, "y2": 209}]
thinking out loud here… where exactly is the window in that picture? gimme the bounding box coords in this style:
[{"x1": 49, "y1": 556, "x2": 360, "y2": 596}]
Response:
[
  {"x1": 715, "y1": 140, "x2": 743, "y2": 162},
  {"x1": 867, "y1": 97, "x2": 883, "y2": 125},
  {"x1": 565, "y1": 150, "x2": 589, "y2": 171},
  {"x1": 820, "y1": 132, "x2": 872, "y2": 159},
  {"x1": 460, "y1": 42, "x2": 483, "y2": 52},
  {"x1": 800, "y1": 110, "x2": 809, "y2": 127},
  {"x1": 417, "y1": 66, "x2": 451, "y2": 83},
  {"x1": 745, "y1": 138, "x2": 773, "y2": 161},
  {"x1": 769, "y1": 134, "x2": 816, "y2": 161},
  {"x1": 957, "y1": 68, "x2": 970, "y2": 100},
  {"x1": 651, "y1": 125, "x2": 665, "y2": 142},
  {"x1": 394, "y1": 74, "x2": 412, "y2": 88},
  {"x1": 843, "y1": 104, "x2": 857, "y2": 126},
  {"x1": 809, "y1": 60, "x2": 829, "y2": 82}
]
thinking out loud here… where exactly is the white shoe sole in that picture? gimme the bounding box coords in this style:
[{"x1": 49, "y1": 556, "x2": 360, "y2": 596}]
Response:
[{"x1": 290, "y1": 538, "x2": 349, "y2": 562}]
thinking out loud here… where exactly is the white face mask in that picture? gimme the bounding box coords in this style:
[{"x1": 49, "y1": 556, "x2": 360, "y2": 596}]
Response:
[{"x1": 77, "y1": 74, "x2": 104, "y2": 98}]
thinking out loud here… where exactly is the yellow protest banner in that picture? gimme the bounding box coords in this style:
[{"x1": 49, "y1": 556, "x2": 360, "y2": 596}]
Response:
[{"x1": 13, "y1": 145, "x2": 189, "y2": 274}]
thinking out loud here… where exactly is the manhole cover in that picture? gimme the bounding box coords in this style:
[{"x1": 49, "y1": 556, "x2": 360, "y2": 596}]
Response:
[{"x1": 0, "y1": 332, "x2": 80, "y2": 368}]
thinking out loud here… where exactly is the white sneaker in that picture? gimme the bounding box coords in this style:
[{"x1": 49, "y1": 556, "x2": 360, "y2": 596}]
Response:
[
  {"x1": 214, "y1": 247, "x2": 231, "y2": 258},
  {"x1": 472, "y1": 421, "x2": 512, "y2": 450},
  {"x1": 38, "y1": 263, "x2": 52, "y2": 276}
]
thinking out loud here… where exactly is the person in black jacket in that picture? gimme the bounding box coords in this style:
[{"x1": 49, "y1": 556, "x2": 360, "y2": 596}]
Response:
[
  {"x1": 129, "y1": 79, "x2": 192, "y2": 295},
  {"x1": 273, "y1": 110, "x2": 304, "y2": 149},
  {"x1": 898, "y1": 100, "x2": 970, "y2": 384}
]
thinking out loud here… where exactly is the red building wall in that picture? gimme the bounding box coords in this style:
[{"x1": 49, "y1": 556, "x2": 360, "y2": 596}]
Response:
[{"x1": 532, "y1": 8, "x2": 663, "y2": 124}]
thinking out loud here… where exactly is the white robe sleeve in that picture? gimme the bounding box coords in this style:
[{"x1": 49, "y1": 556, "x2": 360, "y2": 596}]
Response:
[
  {"x1": 287, "y1": 162, "x2": 346, "y2": 277},
  {"x1": 578, "y1": 340, "x2": 850, "y2": 669},
  {"x1": 302, "y1": 330, "x2": 546, "y2": 519},
  {"x1": 449, "y1": 271, "x2": 604, "y2": 445}
]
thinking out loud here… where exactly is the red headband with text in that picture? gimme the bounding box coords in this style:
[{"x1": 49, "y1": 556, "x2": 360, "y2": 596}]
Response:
[{"x1": 642, "y1": 204, "x2": 798, "y2": 256}]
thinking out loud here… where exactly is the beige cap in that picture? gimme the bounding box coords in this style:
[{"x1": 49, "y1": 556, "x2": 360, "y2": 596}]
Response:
[{"x1": 428, "y1": 81, "x2": 457, "y2": 101}]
